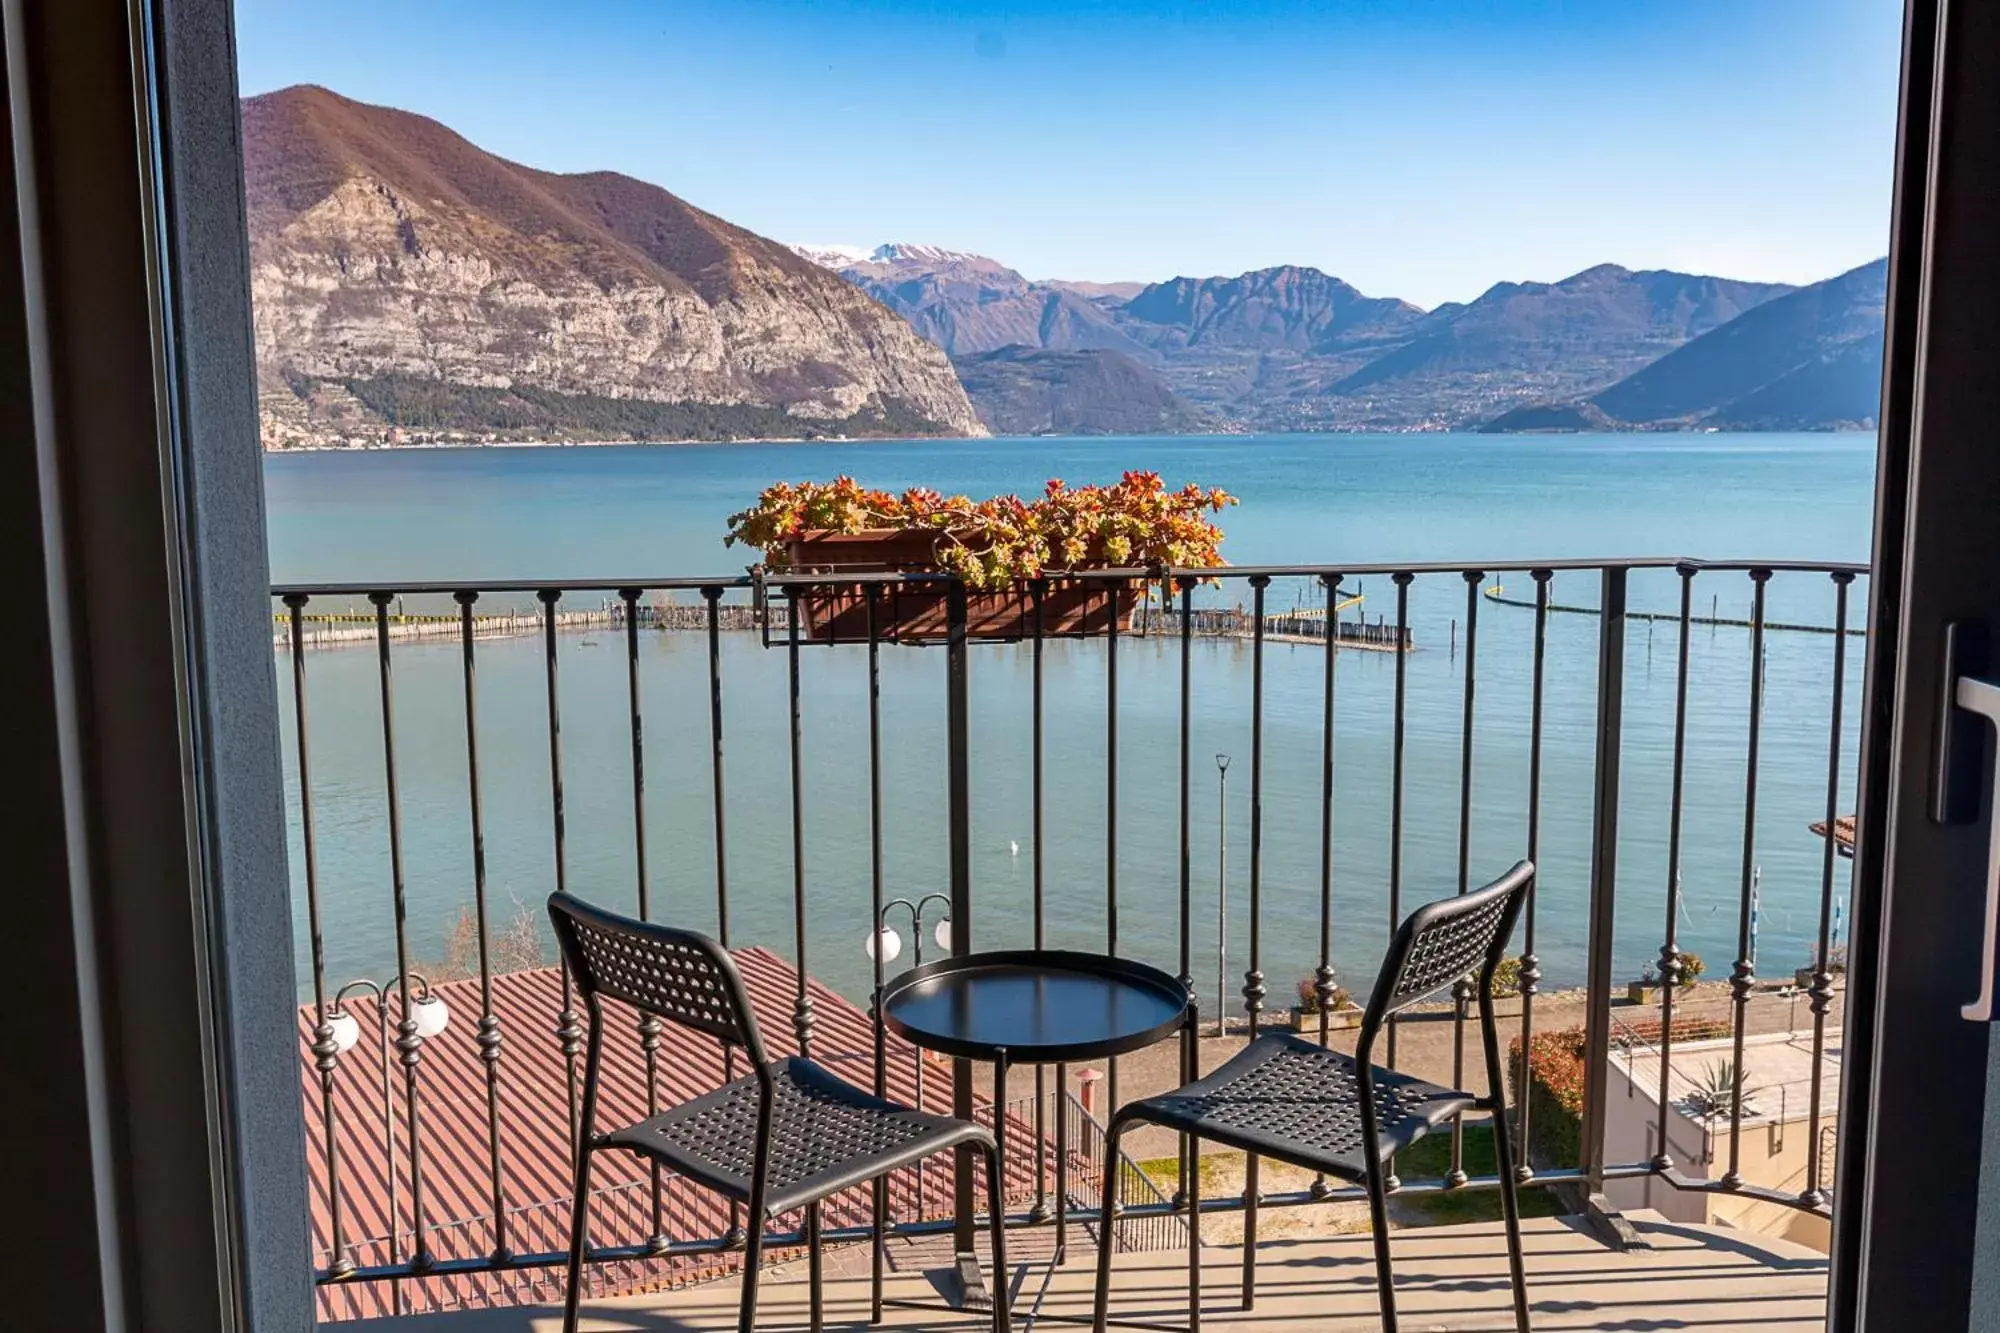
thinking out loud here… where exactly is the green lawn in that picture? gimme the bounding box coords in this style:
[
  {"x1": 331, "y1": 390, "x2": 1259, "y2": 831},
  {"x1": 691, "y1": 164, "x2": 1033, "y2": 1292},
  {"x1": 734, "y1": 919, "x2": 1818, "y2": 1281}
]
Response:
[
  {"x1": 1393, "y1": 1122, "x2": 1563, "y2": 1225},
  {"x1": 1133, "y1": 1124, "x2": 1561, "y2": 1229}
]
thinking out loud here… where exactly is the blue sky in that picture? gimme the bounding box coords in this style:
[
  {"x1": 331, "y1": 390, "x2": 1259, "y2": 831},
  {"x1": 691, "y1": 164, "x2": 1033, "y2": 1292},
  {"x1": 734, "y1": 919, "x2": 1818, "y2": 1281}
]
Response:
[{"x1": 234, "y1": 0, "x2": 1902, "y2": 309}]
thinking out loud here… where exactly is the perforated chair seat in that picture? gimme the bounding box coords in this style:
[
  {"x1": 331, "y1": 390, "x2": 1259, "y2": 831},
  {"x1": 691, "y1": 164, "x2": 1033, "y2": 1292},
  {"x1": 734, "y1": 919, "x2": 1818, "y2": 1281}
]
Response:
[
  {"x1": 1120, "y1": 1031, "x2": 1476, "y2": 1182},
  {"x1": 602, "y1": 1054, "x2": 993, "y2": 1218}
]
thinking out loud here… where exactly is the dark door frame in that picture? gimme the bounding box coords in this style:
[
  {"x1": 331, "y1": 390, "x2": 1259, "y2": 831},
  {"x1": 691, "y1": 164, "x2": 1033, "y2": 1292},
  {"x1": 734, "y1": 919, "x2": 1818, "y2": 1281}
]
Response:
[
  {"x1": 0, "y1": 1, "x2": 305, "y2": 1329},
  {"x1": 1831, "y1": 0, "x2": 2000, "y2": 1328}
]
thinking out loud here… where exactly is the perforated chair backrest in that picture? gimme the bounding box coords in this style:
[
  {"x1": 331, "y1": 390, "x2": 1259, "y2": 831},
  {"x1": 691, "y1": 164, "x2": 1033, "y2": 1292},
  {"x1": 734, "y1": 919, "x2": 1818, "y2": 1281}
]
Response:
[
  {"x1": 1363, "y1": 860, "x2": 1534, "y2": 1030},
  {"x1": 548, "y1": 891, "x2": 768, "y2": 1066}
]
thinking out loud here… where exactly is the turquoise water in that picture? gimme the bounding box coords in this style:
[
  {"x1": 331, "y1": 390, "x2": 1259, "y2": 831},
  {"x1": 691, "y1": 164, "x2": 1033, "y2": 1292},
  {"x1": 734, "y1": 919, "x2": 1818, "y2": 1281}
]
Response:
[{"x1": 265, "y1": 433, "x2": 1874, "y2": 1013}]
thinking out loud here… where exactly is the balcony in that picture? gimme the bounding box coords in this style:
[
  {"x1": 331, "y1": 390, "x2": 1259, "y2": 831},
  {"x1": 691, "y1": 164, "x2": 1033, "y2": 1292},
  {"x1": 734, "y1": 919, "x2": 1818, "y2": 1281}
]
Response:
[{"x1": 277, "y1": 557, "x2": 1862, "y2": 1330}]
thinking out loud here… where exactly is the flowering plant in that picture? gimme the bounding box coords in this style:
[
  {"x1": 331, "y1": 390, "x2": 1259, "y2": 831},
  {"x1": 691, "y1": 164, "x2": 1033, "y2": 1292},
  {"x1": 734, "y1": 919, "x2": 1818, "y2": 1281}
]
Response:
[{"x1": 725, "y1": 472, "x2": 1237, "y2": 589}]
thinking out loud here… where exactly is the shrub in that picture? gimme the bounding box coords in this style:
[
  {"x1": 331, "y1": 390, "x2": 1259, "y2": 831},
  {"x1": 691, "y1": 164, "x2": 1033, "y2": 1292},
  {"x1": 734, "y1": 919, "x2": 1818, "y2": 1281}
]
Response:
[
  {"x1": 1677, "y1": 951, "x2": 1706, "y2": 986},
  {"x1": 1509, "y1": 1029, "x2": 1586, "y2": 1169},
  {"x1": 1294, "y1": 976, "x2": 1354, "y2": 1013},
  {"x1": 1489, "y1": 955, "x2": 1524, "y2": 997}
]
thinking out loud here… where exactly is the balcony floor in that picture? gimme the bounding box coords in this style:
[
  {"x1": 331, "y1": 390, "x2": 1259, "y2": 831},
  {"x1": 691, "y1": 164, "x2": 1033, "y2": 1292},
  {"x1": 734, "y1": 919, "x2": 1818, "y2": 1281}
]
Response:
[{"x1": 349, "y1": 1210, "x2": 1829, "y2": 1332}]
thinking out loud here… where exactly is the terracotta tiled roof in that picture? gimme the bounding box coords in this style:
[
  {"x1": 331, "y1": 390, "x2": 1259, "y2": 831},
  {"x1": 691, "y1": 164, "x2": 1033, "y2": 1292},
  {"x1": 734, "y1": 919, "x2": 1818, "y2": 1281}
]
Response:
[{"x1": 301, "y1": 949, "x2": 1045, "y2": 1322}]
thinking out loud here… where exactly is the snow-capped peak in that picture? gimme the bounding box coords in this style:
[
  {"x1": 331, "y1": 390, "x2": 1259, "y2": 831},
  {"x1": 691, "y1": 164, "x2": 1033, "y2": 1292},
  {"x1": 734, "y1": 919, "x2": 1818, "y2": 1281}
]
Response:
[
  {"x1": 869, "y1": 242, "x2": 988, "y2": 266},
  {"x1": 787, "y1": 243, "x2": 875, "y2": 270}
]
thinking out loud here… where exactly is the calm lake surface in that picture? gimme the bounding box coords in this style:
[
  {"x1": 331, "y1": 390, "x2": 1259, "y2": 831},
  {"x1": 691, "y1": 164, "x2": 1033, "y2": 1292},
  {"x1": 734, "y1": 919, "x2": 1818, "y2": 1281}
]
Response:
[{"x1": 265, "y1": 433, "x2": 1874, "y2": 1013}]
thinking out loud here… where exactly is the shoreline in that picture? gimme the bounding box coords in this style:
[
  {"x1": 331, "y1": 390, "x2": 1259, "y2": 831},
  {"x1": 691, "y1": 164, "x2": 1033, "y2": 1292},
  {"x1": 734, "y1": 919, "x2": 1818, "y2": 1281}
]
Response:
[{"x1": 261, "y1": 427, "x2": 1881, "y2": 455}]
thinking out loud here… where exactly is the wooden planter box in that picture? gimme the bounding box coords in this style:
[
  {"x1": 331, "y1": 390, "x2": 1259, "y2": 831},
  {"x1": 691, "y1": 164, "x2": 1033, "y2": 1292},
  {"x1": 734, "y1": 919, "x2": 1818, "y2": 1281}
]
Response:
[
  {"x1": 1289, "y1": 1005, "x2": 1362, "y2": 1033},
  {"x1": 1628, "y1": 980, "x2": 1697, "y2": 1004},
  {"x1": 779, "y1": 530, "x2": 1142, "y2": 644}
]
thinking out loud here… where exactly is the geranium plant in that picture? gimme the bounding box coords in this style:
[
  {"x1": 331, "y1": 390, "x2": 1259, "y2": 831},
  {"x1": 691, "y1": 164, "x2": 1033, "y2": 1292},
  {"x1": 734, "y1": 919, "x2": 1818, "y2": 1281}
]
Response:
[{"x1": 725, "y1": 472, "x2": 1237, "y2": 588}]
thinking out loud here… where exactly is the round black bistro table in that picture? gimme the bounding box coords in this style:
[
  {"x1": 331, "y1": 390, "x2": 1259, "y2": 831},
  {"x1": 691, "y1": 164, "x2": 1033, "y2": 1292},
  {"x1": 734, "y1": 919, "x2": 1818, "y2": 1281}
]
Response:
[{"x1": 880, "y1": 949, "x2": 1192, "y2": 1308}]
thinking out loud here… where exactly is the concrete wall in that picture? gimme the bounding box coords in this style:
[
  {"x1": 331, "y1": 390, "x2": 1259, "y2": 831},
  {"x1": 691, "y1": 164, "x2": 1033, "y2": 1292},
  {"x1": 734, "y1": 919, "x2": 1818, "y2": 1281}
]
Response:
[{"x1": 1603, "y1": 1060, "x2": 1833, "y2": 1253}]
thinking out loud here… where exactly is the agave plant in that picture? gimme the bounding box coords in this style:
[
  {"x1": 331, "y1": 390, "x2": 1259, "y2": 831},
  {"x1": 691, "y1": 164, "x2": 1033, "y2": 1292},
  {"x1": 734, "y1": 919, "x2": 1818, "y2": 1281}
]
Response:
[{"x1": 1681, "y1": 1058, "x2": 1761, "y2": 1121}]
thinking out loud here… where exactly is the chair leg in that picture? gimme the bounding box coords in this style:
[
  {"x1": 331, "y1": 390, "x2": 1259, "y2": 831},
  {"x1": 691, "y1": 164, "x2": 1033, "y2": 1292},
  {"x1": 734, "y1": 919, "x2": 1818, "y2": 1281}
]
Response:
[
  {"x1": 737, "y1": 1210, "x2": 765, "y2": 1333},
  {"x1": 1091, "y1": 1114, "x2": 1129, "y2": 1333},
  {"x1": 807, "y1": 1201, "x2": 824, "y2": 1333},
  {"x1": 983, "y1": 1139, "x2": 1013, "y2": 1333},
  {"x1": 1487, "y1": 1110, "x2": 1533, "y2": 1331},
  {"x1": 1363, "y1": 1153, "x2": 1399, "y2": 1333},
  {"x1": 1186, "y1": 1134, "x2": 1202, "y2": 1333},
  {"x1": 870, "y1": 1176, "x2": 887, "y2": 1324},
  {"x1": 1240, "y1": 1155, "x2": 1259, "y2": 1310},
  {"x1": 561, "y1": 1142, "x2": 597, "y2": 1333}
]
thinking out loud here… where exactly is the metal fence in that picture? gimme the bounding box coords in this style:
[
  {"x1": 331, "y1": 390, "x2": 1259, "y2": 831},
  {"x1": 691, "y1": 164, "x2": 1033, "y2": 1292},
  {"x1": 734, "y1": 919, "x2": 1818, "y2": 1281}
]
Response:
[{"x1": 278, "y1": 555, "x2": 1866, "y2": 1308}]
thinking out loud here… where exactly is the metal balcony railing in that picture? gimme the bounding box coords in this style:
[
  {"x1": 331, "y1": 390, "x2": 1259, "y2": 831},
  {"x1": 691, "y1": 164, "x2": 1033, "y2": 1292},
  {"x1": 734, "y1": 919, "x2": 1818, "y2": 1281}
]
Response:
[{"x1": 275, "y1": 556, "x2": 1865, "y2": 1317}]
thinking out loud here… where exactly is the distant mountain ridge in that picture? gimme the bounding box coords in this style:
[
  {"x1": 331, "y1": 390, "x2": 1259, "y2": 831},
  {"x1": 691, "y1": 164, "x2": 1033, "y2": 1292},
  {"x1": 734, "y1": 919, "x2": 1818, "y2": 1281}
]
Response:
[
  {"x1": 245, "y1": 88, "x2": 984, "y2": 447},
  {"x1": 800, "y1": 241, "x2": 1824, "y2": 431},
  {"x1": 1483, "y1": 259, "x2": 1886, "y2": 433}
]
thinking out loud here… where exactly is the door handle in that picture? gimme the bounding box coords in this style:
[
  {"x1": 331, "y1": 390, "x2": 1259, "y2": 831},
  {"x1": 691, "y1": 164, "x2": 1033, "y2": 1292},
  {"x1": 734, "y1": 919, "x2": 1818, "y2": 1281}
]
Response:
[{"x1": 1956, "y1": 673, "x2": 2000, "y2": 1020}]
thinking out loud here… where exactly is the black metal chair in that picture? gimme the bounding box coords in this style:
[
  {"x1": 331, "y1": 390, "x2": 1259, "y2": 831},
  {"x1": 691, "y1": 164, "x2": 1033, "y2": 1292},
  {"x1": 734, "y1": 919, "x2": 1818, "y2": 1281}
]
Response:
[
  {"x1": 548, "y1": 891, "x2": 1011, "y2": 1333},
  {"x1": 1091, "y1": 860, "x2": 1536, "y2": 1333}
]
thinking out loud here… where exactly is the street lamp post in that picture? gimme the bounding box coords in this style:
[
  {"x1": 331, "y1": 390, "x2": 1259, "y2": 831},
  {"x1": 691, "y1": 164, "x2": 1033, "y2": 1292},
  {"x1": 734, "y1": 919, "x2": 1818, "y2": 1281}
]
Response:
[
  {"x1": 866, "y1": 893, "x2": 953, "y2": 1196},
  {"x1": 1216, "y1": 753, "x2": 1231, "y2": 1036},
  {"x1": 324, "y1": 971, "x2": 450, "y2": 1307}
]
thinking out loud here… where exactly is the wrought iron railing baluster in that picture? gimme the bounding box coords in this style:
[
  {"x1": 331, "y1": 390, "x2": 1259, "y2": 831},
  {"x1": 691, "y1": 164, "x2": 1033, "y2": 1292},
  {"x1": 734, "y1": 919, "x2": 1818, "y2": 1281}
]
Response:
[
  {"x1": 1032, "y1": 580, "x2": 1052, "y2": 1225},
  {"x1": 1656, "y1": 566, "x2": 1697, "y2": 1173},
  {"x1": 1176, "y1": 577, "x2": 1196, "y2": 1212},
  {"x1": 1241, "y1": 573, "x2": 1270, "y2": 1304},
  {"x1": 618, "y1": 587, "x2": 667, "y2": 1255},
  {"x1": 371, "y1": 592, "x2": 433, "y2": 1271},
  {"x1": 1516, "y1": 569, "x2": 1551, "y2": 1180},
  {"x1": 1387, "y1": 571, "x2": 1413, "y2": 1087},
  {"x1": 455, "y1": 590, "x2": 509, "y2": 1263},
  {"x1": 1106, "y1": 574, "x2": 1121, "y2": 1120},
  {"x1": 1724, "y1": 570, "x2": 1772, "y2": 1190},
  {"x1": 1805, "y1": 572, "x2": 1853, "y2": 1206},
  {"x1": 1448, "y1": 569, "x2": 1482, "y2": 1188},
  {"x1": 699, "y1": 584, "x2": 742, "y2": 1248},
  {"x1": 540, "y1": 590, "x2": 581, "y2": 1165},
  {"x1": 288, "y1": 593, "x2": 350, "y2": 1277},
  {"x1": 1309, "y1": 573, "x2": 1343, "y2": 1201},
  {"x1": 866, "y1": 585, "x2": 888, "y2": 1321}
]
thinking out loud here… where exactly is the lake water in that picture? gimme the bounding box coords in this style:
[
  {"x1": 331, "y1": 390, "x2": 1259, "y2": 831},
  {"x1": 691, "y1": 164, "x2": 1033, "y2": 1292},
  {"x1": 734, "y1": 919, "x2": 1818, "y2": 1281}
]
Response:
[{"x1": 265, "y1": 433, "x2": 1874, "y2": 1014}]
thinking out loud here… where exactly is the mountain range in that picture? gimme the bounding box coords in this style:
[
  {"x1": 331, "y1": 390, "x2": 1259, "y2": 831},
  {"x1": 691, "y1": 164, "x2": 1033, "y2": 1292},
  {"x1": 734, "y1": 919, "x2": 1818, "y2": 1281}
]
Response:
[
  {"x1": 798, "y1": 243, "x2": 1834, "y2": 432},
  {"x1": 242, "y1": 86, "x2": 1885, "y2": 447},
  {"x1": 243, "y1": 87, "x2": 982, "y2": 447},
  {"x1": 1481, "y1": 259, "x2": 1887, "y2": 432}
]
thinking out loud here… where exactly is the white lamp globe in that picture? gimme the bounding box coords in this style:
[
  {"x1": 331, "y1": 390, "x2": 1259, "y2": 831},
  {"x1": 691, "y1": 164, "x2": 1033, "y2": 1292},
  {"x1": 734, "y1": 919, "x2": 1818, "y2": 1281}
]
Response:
[
  {"x1": 867, "y1": 926, "x2": 903, "y2": 964},
  {"x1": 327, "y1": 1009, "x2": 361, "y2": 1055},
  {"x1": 934, "y1": 916, "x2": 954, "y2": 952},
  {"x1": 410, "y1": 993, "x2": 451, "y2": 1040}
]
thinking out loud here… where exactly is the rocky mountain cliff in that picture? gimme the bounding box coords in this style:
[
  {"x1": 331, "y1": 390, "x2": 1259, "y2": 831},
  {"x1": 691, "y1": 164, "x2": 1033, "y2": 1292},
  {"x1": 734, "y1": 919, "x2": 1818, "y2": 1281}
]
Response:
[
  {"x1": 245, "y1": 88, "x2": 983, "y2": 447},
  {"x1": 1484, "y1": 259, "x2": 1886, "y2": 432}
]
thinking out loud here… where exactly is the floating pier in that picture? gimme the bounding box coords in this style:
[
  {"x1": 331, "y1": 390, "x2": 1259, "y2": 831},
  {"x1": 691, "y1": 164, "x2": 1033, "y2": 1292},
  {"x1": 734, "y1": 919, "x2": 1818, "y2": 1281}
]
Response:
[{"x1": 1481, "y1": 582, "x2": 1866, "y2": 636}]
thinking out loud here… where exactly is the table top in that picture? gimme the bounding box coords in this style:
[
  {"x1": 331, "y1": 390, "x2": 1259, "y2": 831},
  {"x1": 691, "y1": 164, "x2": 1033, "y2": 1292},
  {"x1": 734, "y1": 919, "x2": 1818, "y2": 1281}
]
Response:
[{"x1": 879, "y1": 949, "x2": 1190, "y2": 1064}]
